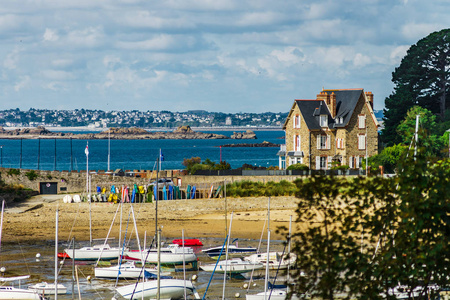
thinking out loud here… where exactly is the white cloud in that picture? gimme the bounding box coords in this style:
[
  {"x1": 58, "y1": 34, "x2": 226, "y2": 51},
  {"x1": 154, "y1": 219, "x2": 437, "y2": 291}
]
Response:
[
  {"x1": 353, "y1": 53, "x2": 371, "y2": 67},
  {"x1": 390, "y1": 45, "x2": 410, "y2": 65},
  {"x1": 400, "y1": 23, "x2": 443, "y2": 41},
  {"x1": 43, "y1": 28, "x2": 59, "y2": 42},
  {"x1": 66, "y1": 27, "x2": 104, "y2": 48},
  {"x1": 3, "y1": 49, "x2": 20, "y2": 70},
  {"x1": 14, "y1": 76, "x2": 30, "y2": 91},
  {"x1": 41, "y1": 69, "x2": 75, "y2": 80}
]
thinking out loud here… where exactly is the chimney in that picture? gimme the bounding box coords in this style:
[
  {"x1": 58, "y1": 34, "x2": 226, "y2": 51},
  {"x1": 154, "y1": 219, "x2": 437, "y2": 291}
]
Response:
[
  {"x1": 330, "y1": 92, "x2": 336, "y2": 118},
  {"x1": 316, "y1": 91, "x2": 328, "y2": 102},
  {"x1": 365, "y1": 91, "x2": 374, "y2": 108}
]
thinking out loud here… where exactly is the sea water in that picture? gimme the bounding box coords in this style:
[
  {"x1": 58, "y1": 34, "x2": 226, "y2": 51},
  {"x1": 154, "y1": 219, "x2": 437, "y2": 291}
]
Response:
[{"x1": 0, "y1": 130, "x2": 284, "y2": 172}]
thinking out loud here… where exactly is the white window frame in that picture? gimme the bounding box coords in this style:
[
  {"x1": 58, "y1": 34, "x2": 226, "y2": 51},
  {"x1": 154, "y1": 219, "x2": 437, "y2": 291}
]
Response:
[
  {"x1": 293, "y1": 115, "x2": 301, "y2": 128},
  {"x1": 320, "y1": 156, "x2": 327, "y2": 169},
  {"x1": 294, "y1": 135, "x2": 301, "y2": 151},
  {"x1": 358, "y1": 134, "x2": 366, "y2": 150},
  {"x1": 320, "y1": 115, "x2": 328, "y2": 127},
  {"x1": 358, "y1": 115, "x2": 366, "y2": 129}
]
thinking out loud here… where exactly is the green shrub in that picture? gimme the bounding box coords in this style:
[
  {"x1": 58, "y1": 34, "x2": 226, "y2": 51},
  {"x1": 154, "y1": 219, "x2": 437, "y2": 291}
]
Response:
[
  {"x1": 25, "y1": 170, "x2": 38, "y2": 181},
  {"x1": 286, "y1": 163, "x2": 309, "y2": 171},
  {"x1": 47, "y1": 174, "x2": 53, "y2": 179},
  {"x1": 225, "y1": 180, "x2": 296, "y2": 197},
  {"x1": 7, "y1": 169, "x2": 20, "y2": 176}
]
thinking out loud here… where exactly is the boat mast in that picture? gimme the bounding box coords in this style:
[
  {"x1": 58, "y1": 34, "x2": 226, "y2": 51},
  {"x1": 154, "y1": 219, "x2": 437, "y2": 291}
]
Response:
[{"x1": 55, "y1": 208, "x2": 59, "y2": 299}]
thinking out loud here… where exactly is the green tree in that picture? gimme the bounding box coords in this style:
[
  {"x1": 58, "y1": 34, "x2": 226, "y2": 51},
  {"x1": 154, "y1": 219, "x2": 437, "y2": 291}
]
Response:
[
  {"x1": 382, "y1": 28, "x2": 450, "y2": 146},
  {"x1": 282, "y1": 151, "x2": 449, "y2": 299}
]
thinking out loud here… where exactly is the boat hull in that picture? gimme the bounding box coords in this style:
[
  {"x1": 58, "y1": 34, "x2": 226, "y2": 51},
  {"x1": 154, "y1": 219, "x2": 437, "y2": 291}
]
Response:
[
  {"x1": 202, "y1": 245, "x2": 257, "y2": 258},
  {"x1": 0, "y1": 286, "x2": 43, "y2": 299},
  {"x1": 28, "y1": 283, "x2": 67, "y2": 295},
  {"x1": 64, "y1": 245, "x2": 124, "y2": 261},
  {"x1": 244, "y1": 252, "x2": 296, "y2": 270},
  {"x1": 124, "y1": 245, "x2": 197, "y2": 265},
  {"x1": 116, "y1": 279, "x2": 195, "y2": 300},
  {"x1": 95, "y1": 263, "x2": 158, "y2": 279},
  {"x1": 200, "y1": 259, "x2": 264, "y2": 274}
]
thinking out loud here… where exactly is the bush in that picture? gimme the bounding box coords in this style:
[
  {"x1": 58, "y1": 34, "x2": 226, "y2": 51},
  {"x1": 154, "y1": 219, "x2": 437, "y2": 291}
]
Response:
[
  {"x1": 226, "y1": 180, "x2": 296, "y2": 197},
  {"x1": 25, "y1": 170, "x2": 38, "y2": 181},
  {"x1": 287, "y1": 163, "x2": 309, "y2": 171},
  {"x1": 7, "y1": 169, "x2": 20, "y2": 176}
]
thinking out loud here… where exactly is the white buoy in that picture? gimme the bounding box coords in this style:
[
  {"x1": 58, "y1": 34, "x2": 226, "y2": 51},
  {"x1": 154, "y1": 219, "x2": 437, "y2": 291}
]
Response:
[
  {"x1": 0, "y1": 267, "x2": 5, "y2": 273},
  {"x1": 243, "y1": 283, "x2": 248, "y2": 289},
  {"x1": 191, "y1": 274, "x2": 198, "y2": 281},
  {"x1": 87, "y1": 275, "x2": 91, "y2": 283},
  {"x1": 36, "y1": 253, "x2": 41, "y2": 258},
  {"x1": 235, "y1": 292, "x2": 240, "y2": 298},
  {"x1": 60, "y1": 261, "x2": 64, "y2": 265}
]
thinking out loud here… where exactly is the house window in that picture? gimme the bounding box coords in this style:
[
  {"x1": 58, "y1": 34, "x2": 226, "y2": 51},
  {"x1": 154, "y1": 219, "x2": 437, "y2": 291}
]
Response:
[
  {"x1": 358, "y1": 134, "x2": 366, "y2": 150},
  {"x1": 317, "y1": 134, "x2": 331, "y2": 150},
  {"x1": 336, "y1": 138, "x2": 345, "y2": 149},
  {"x1": 293, "y1": 115, "x2": 301, "y2": 128},
  {"x1": 293, "y1": 135, "x2": 301, "y2": 151},
  {"x1": 320, "y1": 115, "x2": 328, "y2": 127},
  {"x1": 320, "y1": 156, "x2": 327, "y2": 169},
  {"x1": 358, "y1": 115, "x2": 366, "y2": 129}
]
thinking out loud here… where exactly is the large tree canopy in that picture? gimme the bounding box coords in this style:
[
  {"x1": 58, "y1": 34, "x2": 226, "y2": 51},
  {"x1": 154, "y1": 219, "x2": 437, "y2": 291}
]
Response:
[{"x1": 382, "y1": 29, "x2": 450, "y2": 146}]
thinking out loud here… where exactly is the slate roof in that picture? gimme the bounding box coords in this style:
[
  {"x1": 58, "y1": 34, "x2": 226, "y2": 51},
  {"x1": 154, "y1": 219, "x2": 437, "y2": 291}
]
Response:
[
  {"x1": 294, "y1": 89, "x2": 364, "y2": 130},
  {"x1": 295, "y1": 100, "x2": 334, "y2": 130}
]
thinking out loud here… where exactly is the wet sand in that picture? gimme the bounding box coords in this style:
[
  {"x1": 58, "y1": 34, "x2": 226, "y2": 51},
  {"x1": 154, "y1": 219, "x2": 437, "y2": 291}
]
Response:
[{"x1": 2, "y1": 195, "x2": 299, "y2": 244}]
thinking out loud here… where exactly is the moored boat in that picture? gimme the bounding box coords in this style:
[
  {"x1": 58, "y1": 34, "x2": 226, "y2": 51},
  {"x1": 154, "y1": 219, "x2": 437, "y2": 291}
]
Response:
[
  {"x1": 124, "y1": 244, "x2": 197, "y2": 266},
  {"x1": 28, "y1": 282, "x2": 67, "y2": 295},
  {"x1": 202, "y1": 244, "x2": 257, "y2": 258},
  {"x1": 200, "y1": 258, "x2": 264, "y2": 274},
  {"x1": 64, "y1": 244, "x2": 125, "y2": 261},
  {"x1": 244, "y1": 252, "x2": 296, "y2": 270},
  {"x1": 95, "y1": 261, "x2": 167, "y2": 279},
  {"x1": 172, "y1": 239, "x2": 203, "y2": 246},
  {"x1": 0, "y1": 285, "x2": 43, "y2": 300},
  {"x1": 115, "y1": 278, "x2": 200, "y2": 300}
]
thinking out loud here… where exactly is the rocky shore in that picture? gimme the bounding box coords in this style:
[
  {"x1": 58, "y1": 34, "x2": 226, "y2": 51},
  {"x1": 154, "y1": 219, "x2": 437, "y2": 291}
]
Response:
[{"x1": 0, "y1": 126, "x2": 257, "y2": 140}]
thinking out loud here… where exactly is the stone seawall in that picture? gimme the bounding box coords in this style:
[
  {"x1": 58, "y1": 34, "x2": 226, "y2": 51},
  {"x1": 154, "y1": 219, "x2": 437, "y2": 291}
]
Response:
[{"x1": 0, "y1": 167, "x2": 303, "y2": 195}]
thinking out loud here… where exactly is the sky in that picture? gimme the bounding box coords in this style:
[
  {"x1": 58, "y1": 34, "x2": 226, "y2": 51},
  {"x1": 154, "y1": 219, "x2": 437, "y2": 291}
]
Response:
[{"x1": 0, "y1": 0, "x2": 449, "y2": 113}]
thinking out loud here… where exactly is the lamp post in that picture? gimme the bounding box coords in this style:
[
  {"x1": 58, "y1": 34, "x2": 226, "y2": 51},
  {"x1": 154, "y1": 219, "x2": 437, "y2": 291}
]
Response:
[{"x1": 0, "y1": 145, "x2": 3, "y2": 168}]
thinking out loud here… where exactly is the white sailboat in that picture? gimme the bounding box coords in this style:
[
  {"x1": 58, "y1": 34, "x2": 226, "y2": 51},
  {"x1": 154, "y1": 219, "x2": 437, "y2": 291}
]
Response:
[
  {"x1": 95, "y1": 261, "x2": 164, "y2": 280},
  {"x1": 124, "y1": 243, "x2": 197, "y2": 266},
  {"x1": 28, "y1": 282, "x2": 67, "y2": 295},
  {"x1": 200, "y1": 258, "x2": 264, "y2": 274},
  {"x1": 244, "y1": 252, "x2": 296, "y2": 270},
  {"x1": 116, "y1": 278, "x2": 200, "y2": 300}
]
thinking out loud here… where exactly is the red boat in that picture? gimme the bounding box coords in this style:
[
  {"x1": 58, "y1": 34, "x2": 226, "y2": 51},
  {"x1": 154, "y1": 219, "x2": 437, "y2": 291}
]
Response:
[
  {"x1": 57, "y1": 252, "x2": 70, "y2": 259},
  {"x1": 172, "y1": 239, "x2": 203, "y2": 246}
]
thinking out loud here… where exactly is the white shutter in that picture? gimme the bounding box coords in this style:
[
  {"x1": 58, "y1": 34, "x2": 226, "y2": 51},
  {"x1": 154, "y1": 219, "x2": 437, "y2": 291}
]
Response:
[
  {"x1": 316, "y1": 156, "x2": 320, "y2": 169},
  {"x1": 327, "y1": 156, "x2": 332, "y2": 169},
  {"x1": 356, "y1": 156, "x2": 360, "y2": 168},
  {"x1": 317, "y1": 135, "x2": 321, "y2": 149},
  {"x1": 342, "y1": 157, "x2": 345, "y2": 166},
  {"x1": 298, "y1": 115, "x2": 301, "y2": 128},
  {"x1": 293, "y1": 135, "x2": 296, "y2": 151},
  {"x1": 349, "y1": 156, "x2": 354, "y2": 168},
  {"x1": 327, "y1": 135, "x2": 331, "y2": 149},
  {"x1": 297, "y1": 135, "x2": 301, "y2": 151}
]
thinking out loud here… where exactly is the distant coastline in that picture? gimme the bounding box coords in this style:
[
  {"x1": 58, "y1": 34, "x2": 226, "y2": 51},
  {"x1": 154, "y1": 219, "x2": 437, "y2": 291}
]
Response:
[{"x1": 3, "y1": 125, "x2": 282, "y2": 132}]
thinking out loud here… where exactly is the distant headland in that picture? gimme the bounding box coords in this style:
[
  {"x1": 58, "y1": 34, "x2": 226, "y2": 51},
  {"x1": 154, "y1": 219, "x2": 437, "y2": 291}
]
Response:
[{"x1": 0, "y1": 125, "x2": 258, "y2": 140}]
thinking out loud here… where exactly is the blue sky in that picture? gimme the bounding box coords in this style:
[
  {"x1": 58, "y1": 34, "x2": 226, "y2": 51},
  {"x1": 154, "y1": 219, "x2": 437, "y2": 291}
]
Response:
[{"x1": 0, "y1": 0, "x2": 449, "y2": 113}]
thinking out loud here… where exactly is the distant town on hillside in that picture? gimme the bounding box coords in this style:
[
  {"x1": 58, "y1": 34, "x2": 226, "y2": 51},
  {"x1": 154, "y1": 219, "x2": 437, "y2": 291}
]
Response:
[{"x1": 0, "y1": 108, "x2": 384, "y2": 129}]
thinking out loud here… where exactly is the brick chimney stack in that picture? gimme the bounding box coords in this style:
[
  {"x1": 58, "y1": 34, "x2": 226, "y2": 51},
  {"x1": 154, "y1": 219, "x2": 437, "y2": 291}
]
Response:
[
  {"x1": 365, "y1": 91, "x2": 374, "y2": 108},
  {"x1": 330, "y1": 92, "x2": 336, "y2": 118}
]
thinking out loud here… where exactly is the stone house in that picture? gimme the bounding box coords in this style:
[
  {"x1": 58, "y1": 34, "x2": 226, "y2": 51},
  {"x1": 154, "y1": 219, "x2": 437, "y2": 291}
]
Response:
[{"x1": 278, "y1": 88, "x2": 379, "y2": 170}]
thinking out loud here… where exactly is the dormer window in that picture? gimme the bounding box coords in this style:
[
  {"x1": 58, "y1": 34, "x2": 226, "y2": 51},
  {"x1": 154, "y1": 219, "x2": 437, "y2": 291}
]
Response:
[{"x1": 320, "y1": 115, "x2": 328, "y2": 127}]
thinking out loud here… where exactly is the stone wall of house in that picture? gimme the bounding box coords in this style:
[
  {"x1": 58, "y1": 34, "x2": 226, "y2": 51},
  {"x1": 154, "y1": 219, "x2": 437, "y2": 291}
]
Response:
[{"x1": 285, "y1": 104, "x2": 312, "y2": 168}]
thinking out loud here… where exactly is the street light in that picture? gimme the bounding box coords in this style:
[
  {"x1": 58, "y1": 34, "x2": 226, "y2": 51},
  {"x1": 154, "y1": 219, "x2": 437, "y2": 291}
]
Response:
[{"x1": 0, "y1": 145, "x2": 3, "y2": 168}]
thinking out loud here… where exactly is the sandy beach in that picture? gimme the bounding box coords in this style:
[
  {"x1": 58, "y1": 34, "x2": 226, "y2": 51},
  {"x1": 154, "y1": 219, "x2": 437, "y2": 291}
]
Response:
[{"x1": 2, "y1": 195, "x2": 299, "y2": 244}]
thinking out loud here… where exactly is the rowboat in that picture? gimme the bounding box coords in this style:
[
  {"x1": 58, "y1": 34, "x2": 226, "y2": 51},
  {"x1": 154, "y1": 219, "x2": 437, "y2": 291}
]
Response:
[{"x1": 200, "y1": 258, "x2": 264, "y2": 274}]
